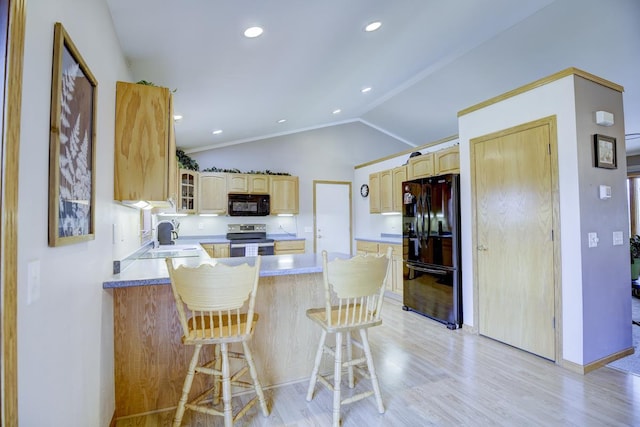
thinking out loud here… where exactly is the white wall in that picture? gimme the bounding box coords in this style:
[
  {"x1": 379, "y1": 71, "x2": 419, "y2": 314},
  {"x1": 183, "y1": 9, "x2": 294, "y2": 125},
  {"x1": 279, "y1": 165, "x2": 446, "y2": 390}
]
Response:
[
  {"x1": 458, "y1": 74, "x2": 630, "y2": 365},
  {"x1": 188, "y1": 122, "x2": 410, "y2": 251},
  {"x1": 17, "y1": 1, "x2": 134, "y2": 425}
]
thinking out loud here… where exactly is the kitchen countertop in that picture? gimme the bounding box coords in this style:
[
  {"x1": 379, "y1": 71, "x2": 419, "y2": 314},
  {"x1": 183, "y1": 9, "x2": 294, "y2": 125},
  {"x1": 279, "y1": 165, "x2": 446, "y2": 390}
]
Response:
[
  {"x1": 355, "y1": 233, "x2": 402, "y2": 245},
  {"x1": 172, "y1": 234, "x2": 305, "y2": 245},
  {"x1": 103, "y1": 251, "x2": 347, "y2": 289}
]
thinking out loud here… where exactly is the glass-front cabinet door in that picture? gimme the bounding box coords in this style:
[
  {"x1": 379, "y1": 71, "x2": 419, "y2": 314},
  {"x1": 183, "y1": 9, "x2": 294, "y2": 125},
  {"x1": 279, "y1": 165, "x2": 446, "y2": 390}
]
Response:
[{"x1": 178, "y1": 169, "x2": 197, "y2": 213}]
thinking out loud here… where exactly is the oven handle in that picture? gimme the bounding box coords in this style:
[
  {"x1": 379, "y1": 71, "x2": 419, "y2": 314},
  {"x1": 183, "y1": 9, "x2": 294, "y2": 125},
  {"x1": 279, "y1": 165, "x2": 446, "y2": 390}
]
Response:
[
  {"x1": 406, "y1": 264, "x2": 447, "y2": 275},
  {"x1": 229, "y1": 242, "x2": 274, "y2": 248}
]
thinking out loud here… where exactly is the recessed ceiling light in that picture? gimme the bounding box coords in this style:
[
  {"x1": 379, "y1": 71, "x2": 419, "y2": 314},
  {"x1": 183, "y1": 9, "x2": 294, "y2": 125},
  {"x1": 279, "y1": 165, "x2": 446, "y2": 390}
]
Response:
[
  {"x1": 173, "y1": 114, "x2": 183, "y2": 121},
  {"x1": 277, "y1": 119, "x2": 287, "y2": 123},
  {"x1": 332, "y1": 109, "x2": 342, "y2": 114},
  {"x1": 361, "y1": 87, "x2": 372, "y2": 93},
  {"x1": 212, "y1": 129, "x2": 223, "y2": 135},
  {"x1": 244, "y1": 26, "x2": 264, "y2": 38},
  {"x1": 365, "y1": 21, "x2": 382, "y2": 32}
]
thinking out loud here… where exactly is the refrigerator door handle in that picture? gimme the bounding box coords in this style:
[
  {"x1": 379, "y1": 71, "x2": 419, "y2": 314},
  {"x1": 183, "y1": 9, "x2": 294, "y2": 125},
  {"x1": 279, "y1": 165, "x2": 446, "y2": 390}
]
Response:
[{"x1": 406, "y1": 263, "x2": 447, "y2": 275}]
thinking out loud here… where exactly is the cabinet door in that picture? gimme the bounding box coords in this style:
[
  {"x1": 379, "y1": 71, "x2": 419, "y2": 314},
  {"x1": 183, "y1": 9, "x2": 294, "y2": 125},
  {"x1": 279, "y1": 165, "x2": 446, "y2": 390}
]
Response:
[
  {"x1": 379, "y1": 244, "x2": 403, "y2": 295},
  {"x1": 275, "y1": 240, "x2": 305, "y2": 254},
  {"x1": 270, "y1": 176, "x2": 299, "y2": 214},
  {"x1": 213, "y1": 243, "x2": 230, "y2": 258},
  {"x1": 369, "y1": 173, "x2": 380, "y2": 213},
  {"x1": 200, "y1": 244, "x2": 214, "y2": 258},
  {"x1": 227, "y1": 174, "x2": 248, "y2": 193},
  {"x1": 114, "y1": 81, "x2": 176, "y2": 202},
  {"x1": 392, "y1": 166, "x2": 407, "y2": 212},
  {"x1": 356, "y1": 241, "x2": 378, "y2": 255},
  {"x1": 249, "y1": 175, "x2": 270, "y2": 194},
  {"x1": 199, "y1": 173, "x2": 227, "y2": 214},
  {"x1": 407, "y1": 153, "x2": 435, "y2": 180},
  {"x1": 178, "y1": 170, "x2": 197, "y2": 213},
  {"x1": 379, "y1": 170, "x2": 393, "y2": 213},
  {"x1": 435, "y1": 146, "x2": 460, "y2": 174}
]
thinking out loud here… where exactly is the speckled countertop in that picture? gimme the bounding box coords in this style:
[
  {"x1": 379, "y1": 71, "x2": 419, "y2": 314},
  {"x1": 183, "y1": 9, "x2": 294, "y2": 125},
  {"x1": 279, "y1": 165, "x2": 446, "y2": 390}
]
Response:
[
  {"x1": 103, "y1": 251, "x2": 347, "y2": 289},
  {"x1": 174, "y1": 234, "x2": 305, "y2": 244},
  {"x1": 354, "y1": 233, "x2": 403, "y2": 245}
]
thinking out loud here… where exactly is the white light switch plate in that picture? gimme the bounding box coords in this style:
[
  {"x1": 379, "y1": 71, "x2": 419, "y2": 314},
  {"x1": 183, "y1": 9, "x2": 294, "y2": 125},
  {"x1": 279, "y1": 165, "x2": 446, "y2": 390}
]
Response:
[
  {"x1": 588, "y1": 232, "x2": 599, "y2": 248},
  {"x1": 613, "y1": 231, "x2": 624, "y2": 246}
]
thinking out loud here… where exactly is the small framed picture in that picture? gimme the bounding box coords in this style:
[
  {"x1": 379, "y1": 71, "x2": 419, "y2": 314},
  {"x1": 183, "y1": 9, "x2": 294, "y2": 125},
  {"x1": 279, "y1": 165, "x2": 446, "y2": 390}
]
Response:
[{"x1": 593, "y1": 134, "x2": 617, "y2": 169}]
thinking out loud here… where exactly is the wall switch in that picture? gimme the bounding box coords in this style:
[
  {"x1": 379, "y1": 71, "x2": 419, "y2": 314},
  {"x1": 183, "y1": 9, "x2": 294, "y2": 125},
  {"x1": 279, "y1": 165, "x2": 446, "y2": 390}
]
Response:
[
  {"x1": 613, "y1": 231, "x2": 624, "y2": 246},
  {"x1": 27, "y1": 259, "x2": 41, "y2": 305},
  {"x1": 588, "y1": 232, "x2": 599, "y2": 248},
  {"x1": 198, "y1": 222, "x2": 204, "y2": 230}
]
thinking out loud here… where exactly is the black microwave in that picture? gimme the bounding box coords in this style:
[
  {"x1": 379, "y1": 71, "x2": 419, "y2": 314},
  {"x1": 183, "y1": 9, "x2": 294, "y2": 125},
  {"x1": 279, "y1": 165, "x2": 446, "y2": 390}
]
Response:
[{"x1": 228, "y1": 194, "x2": 270, "y2": 216}]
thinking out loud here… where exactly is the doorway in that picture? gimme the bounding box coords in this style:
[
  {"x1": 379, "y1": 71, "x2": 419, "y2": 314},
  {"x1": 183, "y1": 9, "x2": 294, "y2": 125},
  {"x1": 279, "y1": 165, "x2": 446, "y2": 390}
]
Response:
[
  {"x1": 1, "y1": 0, "x2": 25, "y2": 423},
  {"x1": 313, "y1": 181, "x2": 352, "y2": 254},
  {"x1": 471, "y1": 116, "x2": 560, "y2": 361}
]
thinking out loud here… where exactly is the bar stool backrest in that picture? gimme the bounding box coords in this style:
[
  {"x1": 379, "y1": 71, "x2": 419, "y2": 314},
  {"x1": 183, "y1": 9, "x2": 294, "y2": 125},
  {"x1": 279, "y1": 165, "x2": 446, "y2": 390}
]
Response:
[
  {"x1": 322, "y1": 248, "x2": 392, "y2": 328},
  {"x1": 166, "y1": 257, "x2": 261, "y2": 340}
]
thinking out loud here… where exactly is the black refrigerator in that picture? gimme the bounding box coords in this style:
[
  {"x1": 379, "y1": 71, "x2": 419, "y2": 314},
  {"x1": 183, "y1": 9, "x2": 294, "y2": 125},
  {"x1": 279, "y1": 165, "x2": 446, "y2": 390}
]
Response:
[{"x1": 402, "y1": 173, "x2": 462, "y2": 329}]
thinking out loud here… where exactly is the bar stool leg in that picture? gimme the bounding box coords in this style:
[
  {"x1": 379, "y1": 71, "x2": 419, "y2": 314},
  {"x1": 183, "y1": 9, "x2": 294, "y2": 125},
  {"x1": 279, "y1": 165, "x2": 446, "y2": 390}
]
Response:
[
  {"x1": 173, "y1": 344, "x2": 203, "y2": 427},
  {"x1": 360, "y1": 329, "x2": 384, "y2": 414},
  {"x1": 220, "y1": 343, "x2": 233, "y2": 427},
  {"x1": 242, "y1": 341, "x2": 269, "y2": 416},
  {"x1": 346, "y1": 331, "x2": 354, "y2": 388},
  {"x1": 306, "y1": 329, "x2": 327, "y2": 401},
  {"x1": 332, "y1": 332, "x2": 343, "y2": 427}
]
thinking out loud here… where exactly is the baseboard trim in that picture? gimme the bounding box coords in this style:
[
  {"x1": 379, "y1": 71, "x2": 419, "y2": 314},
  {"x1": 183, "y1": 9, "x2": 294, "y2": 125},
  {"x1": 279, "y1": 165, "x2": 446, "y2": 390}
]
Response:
[{"x1": 561, "y1": 346, "x2": 635, "y2": 375}]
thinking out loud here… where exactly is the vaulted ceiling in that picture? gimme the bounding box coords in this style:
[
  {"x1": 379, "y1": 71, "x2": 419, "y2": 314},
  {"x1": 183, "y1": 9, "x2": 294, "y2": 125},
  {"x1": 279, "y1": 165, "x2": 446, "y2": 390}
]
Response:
[{"x1": 105, "y1": 0, "x2": 640, "y2": 154}]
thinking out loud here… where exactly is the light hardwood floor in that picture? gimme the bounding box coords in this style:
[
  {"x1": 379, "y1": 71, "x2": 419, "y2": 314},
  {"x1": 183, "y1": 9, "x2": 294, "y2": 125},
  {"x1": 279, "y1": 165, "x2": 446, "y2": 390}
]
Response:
[{"x1": 116, "y1": 298, "x2": 640, "y2": 426}]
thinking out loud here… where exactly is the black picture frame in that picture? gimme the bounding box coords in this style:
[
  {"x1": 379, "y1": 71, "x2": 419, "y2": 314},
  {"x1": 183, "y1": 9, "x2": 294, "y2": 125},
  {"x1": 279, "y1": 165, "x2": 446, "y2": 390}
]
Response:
[{"x1": 593, "y1": 134, "x2": 617, "y2": 169}]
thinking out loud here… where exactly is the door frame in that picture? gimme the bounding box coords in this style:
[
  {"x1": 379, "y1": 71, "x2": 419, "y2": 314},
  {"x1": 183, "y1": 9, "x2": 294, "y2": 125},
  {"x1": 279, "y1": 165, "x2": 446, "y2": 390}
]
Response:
[
  {"x1": 312, "y1": 180, "x2": 352, "y2": 255},
  {"x1": 1, "y1": 0, "x2": 25, "y2": 423},
  {"x1": 470, "y1": 115, "x2": 563, "y2": 364}
]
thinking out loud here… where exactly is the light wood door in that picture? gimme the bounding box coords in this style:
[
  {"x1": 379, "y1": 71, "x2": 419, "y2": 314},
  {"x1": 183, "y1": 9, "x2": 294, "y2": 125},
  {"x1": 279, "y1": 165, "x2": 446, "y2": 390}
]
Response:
[{"x1": 472, "y1": 119, "x2": 556, "y2": 360}]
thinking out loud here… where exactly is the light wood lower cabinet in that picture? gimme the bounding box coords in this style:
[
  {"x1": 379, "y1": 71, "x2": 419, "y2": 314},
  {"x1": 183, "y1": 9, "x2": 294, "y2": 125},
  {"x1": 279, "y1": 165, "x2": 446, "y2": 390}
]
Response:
[
  {"x1": 274, "y1": 240, "x2": 305, "y2": 254},
  {"x1": 355, "y1": 241, "x2": 403, "y2": 296},
  {"x1": 200, "y1": 243, "x2": 230, "y2": 258}
]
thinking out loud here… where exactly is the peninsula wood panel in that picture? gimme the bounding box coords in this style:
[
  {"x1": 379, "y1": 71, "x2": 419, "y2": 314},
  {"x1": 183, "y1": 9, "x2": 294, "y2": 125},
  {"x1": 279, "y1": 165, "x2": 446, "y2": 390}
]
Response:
[
  {"x1": 274, "y1": 240, "x2": 305, "y2": 254},
  {"x1": 112, "y1": 273, "x2": 326, "y2": 419}
]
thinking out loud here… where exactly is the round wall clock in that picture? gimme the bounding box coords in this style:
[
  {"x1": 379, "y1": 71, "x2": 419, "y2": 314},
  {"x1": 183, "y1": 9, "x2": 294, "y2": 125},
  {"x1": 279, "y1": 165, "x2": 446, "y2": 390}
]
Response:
[{"x1": 360, "y1": 184, "x2": 369, "y2": 197}]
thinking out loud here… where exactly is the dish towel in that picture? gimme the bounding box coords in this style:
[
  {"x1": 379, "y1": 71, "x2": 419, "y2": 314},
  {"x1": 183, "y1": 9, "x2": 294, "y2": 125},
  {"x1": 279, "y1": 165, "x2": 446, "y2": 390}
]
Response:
[{"x1": 245, "y1": 244, "x2": 259, "y2": 257}]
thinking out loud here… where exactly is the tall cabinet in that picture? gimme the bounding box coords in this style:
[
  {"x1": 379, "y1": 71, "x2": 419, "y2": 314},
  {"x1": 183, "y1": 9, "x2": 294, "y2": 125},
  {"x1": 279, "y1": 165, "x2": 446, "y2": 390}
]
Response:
[{"x1": 114, "y1": 81, "x2": 177, "y2": 203}]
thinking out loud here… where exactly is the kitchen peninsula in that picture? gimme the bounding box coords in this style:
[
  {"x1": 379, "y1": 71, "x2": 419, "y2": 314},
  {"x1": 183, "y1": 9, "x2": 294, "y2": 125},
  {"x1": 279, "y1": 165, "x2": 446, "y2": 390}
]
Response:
[{"x1": 103, "y1": 250, "x2": 345, "y2": 419}]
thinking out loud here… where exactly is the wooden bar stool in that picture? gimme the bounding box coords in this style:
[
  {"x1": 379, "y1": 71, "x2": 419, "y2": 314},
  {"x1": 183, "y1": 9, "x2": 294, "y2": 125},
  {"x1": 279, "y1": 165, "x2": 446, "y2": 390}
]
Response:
[
  {"x1": 166, "y1": 257, "x2": 269, "y2": 427},
  {"x1": 306, "y1": 248, "x2": 393, "y2": 427}
]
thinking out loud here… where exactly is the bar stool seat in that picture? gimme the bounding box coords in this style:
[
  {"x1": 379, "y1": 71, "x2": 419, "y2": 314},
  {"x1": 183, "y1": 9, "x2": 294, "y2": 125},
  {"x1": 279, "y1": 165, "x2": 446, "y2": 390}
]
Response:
[
  {"x1": 306, "y1": 248, "x2": 392, "y2": 427},
  {"x1": 166, "y1": 257, "x2": 269, "y2": 427}
]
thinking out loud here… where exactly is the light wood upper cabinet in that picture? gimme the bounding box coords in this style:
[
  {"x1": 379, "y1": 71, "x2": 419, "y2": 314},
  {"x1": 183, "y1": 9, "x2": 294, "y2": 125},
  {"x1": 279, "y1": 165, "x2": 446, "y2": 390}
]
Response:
[
  {"x1": 435, "y1": 145, "x2": 460, "y2": 174},
  {"x1": 407, "y1": 152, "x2": 435, "y2": 180},
  {"x1": 369, "y1": 172, "x2": 380, "y2": 213},
  {"x1": 270, "y1": 176, "x2": 299, "y2": 214},
  {"x1": 177, "y1": 169, "x2": 197, "y2": 213},
  {"x1": 198, "y1": 172, "x2": 227, "y2": 215},
  {"x1": 379, "y1": 170, "x2": 393, "y2": 213},
  {"x1": 226, "y1": 174, "x2": 271, "y2": 194},
  {"x1": 114, "y1": 81, "x2": 177, "y2": 202},
  {"x1": 392, "y1": 166, "x2": 407, "y2": 212}
]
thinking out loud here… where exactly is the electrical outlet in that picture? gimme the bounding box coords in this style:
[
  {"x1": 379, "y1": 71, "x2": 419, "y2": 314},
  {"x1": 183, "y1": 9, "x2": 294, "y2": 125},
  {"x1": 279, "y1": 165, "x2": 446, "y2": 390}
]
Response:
[
  {"x1": 198, "y1": 222, "x2": 204, "y2": 230},
  {"x1": 588, "y1": 232, "x2": 599, "y2": 248}
]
